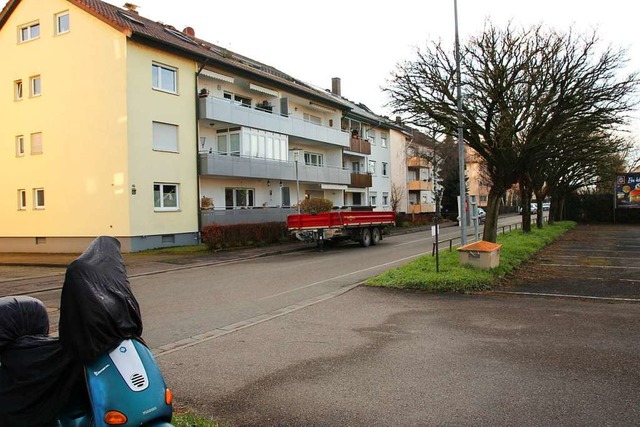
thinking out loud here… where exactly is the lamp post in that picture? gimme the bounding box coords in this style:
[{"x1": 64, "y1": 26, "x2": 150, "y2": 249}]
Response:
[
  {"x1": 454, "y1": 0, "x2": 467, "y2": 245},
  {"x1": 290, "y1": 148, "x2": 302, "y2": 214}
]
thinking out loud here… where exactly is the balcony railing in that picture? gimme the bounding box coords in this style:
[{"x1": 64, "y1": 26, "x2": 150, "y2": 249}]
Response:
[
  {"x1": 198, "y1": 96, "x2": 349, "y2": 147},
  {"x1": 408, "y1": 180, "x2": 434, "y2": 191},
  {"x1": 408, "y1": 203, "x2": 436, "y2": 214},
  {"x1": 407, "y1": 156, "x2": 430, "y2": 168},
  {"x1": 198, "y1": 152, "x2": 351, "y2": 185},
  {"x1": 347, "y1": 137, "x2": 371, "y2": 155},
  {"x1": 350, "y1": 172, "x2": 372, "y2": 188}
]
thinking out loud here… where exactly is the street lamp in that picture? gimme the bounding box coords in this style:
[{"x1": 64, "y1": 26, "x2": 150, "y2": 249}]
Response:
[
  {"x1": 290, "y1": 148, "x2": 303, "y2": 214},
  {"x1": 454, "y1": 0, "x2": 467, "y2": 245}
]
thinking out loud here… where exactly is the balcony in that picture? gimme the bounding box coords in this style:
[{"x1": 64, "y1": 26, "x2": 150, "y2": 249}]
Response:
[
  {"x1": 350, "y1": 172, "x2": 372, "y2": 188},
  {"x1": 200, "y1": 206, "x2": 295, "y2": 227},
  {"x1": 199, "y1": 97, "x2": 349, "y2": 147},
  {"x1": 408, "y1": 180, "x2": 434, "y2": 191},
  {"x1": 407, "y1": 156, "x2": 430, "y2": 168},
  {"x1": 347, "y1": 137, "x2": 371, "y2": 155},
  {"x1": 199, "y1": 153, "x2": 351, "y2": 185},
  {"x1": 408, "y1": 204, "x2": 435, "y2": 214}
]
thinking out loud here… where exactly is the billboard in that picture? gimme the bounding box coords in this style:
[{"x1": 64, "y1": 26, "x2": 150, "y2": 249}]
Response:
[{"x1": 615, "y1": 173, "x2": 640, "y2": 209}]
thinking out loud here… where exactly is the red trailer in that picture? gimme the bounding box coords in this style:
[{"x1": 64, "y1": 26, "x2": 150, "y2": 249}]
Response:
[{"x1": 287, "y1": 211, "x2": 396, "y2": 247}]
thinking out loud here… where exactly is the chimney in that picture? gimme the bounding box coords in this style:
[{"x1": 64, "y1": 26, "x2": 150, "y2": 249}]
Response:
[
  {"x1": 183, "y1": 27, "x2": 195, "y2": 38},
  {"x1": 395, "y1": 116, "x2": 403, "y2": 125},
  {"x1": 123, "y1": 3, "x2": 139, "y2": 14},
  {"x1": 331, "y1": 77, "x2": 341, "y2": 96}
]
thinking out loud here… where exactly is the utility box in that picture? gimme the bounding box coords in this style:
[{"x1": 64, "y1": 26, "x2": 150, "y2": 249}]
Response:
[{"x1": 457, "y1": 241, "x2": 502, "y2": 269}]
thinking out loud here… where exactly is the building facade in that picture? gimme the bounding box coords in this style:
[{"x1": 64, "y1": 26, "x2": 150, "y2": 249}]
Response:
[{"x1": 1, "y1": 0, "x2": 405, "y2": 252}]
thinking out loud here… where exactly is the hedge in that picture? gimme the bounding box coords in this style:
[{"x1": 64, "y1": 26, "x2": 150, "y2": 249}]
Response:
[{"x1": 201, "y1": 222, "x2": 289, "y2": 250}]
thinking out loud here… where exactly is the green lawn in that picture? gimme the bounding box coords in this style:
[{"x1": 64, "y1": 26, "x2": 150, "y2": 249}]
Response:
[{"x1": 366, "y1": 221, "x2": 576, "y2": 292}]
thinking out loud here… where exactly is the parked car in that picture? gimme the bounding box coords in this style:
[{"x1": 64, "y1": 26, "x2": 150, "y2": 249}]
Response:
[
  {"x1": 519, "y1": 203, "x2": 538, "y2": 214},
  {"x1": 457, "y1": 207, "x2": 486, "y2": 224}
]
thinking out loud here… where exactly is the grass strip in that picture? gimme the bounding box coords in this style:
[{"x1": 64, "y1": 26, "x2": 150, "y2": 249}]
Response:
[{"x1": 366, "y1": 221, "x2": 576, "y2": 292}]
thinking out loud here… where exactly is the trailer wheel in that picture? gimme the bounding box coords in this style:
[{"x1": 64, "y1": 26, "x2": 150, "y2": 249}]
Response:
[
  {"x1": 359, "y1": 228, "x2": 372, "y2": 247},
  {"x1": 371, "y1": 227, "x2": 381, "y2": 245}
]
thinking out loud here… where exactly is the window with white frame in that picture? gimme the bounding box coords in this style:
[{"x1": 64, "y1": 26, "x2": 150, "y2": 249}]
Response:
[
  {"x1": 152, "y1": 63, "x2": 177, "y2": 93},
  {"x1": 30, "y1": 75, "x2": 41, "y2": 97},
  {"x1": 382, "y1": 162, "x2": 388, "y2": 177},
  {"x1": 19, "y1": 22, "x2": 40, "y2": 43},
  {"x1": 55, "y1": 12, "x2": 70, "y2": 34},
  {"x1": 223, "y1": 91, "x2": 251, "y2": 107},
  {"x1": 370, "y1": 192, "x2": 377, "y2": 207},
  {"x1": 304, "y1": 152, "x2": 323, "y2": 167},
  {"x1": 152, "y1": 121, "x2": 178, "y2": 152},
  {"x1": 367, "y1": 129, "x2": 376, "y2": 145},
  {"x1": 14, "y1": 80, "x2": 23, "y2": 100},
  {"x1": 30, "y1": 132, "x2": 42, "y2": 154},
  {"x1": 382, "y1": 192, "x2": 389, "y2": 206},
  {"x1": 18, "y1": 189, "x2": 26, "y2": 210},
  {"x1": 369, "y1": 160, "x2": 376, "y2": 175},
  {"x1": 216, "y1": 131, "x2": 241, "y2": 156},
  {"x1": 154, "y1": 183, "x2": 179, "y2": 211},
  {"x1": 381, "y1": 132, "x2": 388, "y2": 148},
  {"x1": 16, "y1": 135, "x2": 25, "y2": 156},
  {"x1": 303, "y1": 113, "x2": 321, "y2": 125},
  {"x1": 225, "y1": 188, "x2": 254, "y2": 208},
  {"x1": 33, "y1": 188, "x2": 45, "y2": 209}
]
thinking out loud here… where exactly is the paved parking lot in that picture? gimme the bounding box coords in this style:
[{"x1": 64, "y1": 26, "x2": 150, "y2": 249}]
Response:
[{"x1": 493, "y1": 223, "x2": 640, "y2": 301}]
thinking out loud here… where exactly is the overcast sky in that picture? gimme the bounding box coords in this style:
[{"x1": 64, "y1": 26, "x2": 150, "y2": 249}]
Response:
[{"x1": 103, "y1": 0, "x2": 638, "y2": 135}]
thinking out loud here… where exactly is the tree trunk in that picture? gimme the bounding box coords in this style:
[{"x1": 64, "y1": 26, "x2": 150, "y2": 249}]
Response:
[
  {"x1": 519, "y1": 182, "x2": 532, "y2": 233},
  {"x1": 482, "y1": 186, "x2": 504, "y2": 243}
]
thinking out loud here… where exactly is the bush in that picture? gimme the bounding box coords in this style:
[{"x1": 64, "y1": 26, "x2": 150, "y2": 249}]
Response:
[
  {"x1": 299, "y1": 198, "x2": 333, "y2": 214},
  {"x1": 201, "y1": 222, "x2": 288, "y2": 250}
]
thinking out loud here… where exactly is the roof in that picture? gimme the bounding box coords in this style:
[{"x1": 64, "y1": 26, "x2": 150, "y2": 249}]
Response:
[{"x1": 0, "y1": 0, "x2": 350, "y2": 110}]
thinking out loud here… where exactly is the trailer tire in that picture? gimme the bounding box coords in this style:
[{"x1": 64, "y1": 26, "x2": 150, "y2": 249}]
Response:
[
  {"x1": 359, "y1": 228, "x2": 372, "y2": 247},
  {"x1": 371, "y1": 227, "x2": 381, "y2": 245}
]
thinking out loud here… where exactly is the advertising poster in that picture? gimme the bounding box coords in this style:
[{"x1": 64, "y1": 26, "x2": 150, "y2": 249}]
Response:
[{"x1": 615, "y1": 173, "x2": 640, "y2": 209}]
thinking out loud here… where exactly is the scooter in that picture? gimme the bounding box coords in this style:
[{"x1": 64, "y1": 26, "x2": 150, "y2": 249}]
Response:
[{"x1": 0, "y1": 236, "x2": 174, "y2": 427}]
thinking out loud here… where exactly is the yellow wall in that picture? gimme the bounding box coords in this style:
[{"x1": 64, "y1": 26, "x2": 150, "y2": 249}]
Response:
[
  {"x1": 126, "y1": 42, "x2": 198, "y2": 235},
  {"x1": 1, "y1": 0, "x2": 130, "y2": 237}
]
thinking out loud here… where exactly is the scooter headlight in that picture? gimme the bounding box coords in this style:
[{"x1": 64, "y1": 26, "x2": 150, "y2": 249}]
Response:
[{"x1": 104, "y1": 410, "x2": 128, "y2": 425}]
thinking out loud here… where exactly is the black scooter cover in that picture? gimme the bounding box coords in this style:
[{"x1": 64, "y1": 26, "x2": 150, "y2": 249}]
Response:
[
  {"x1": 59, "y1": 236, "x2": 143, "y2": 363},
  {"x1": 0, "y1": 296, "x2": 83, "y2": 427}
]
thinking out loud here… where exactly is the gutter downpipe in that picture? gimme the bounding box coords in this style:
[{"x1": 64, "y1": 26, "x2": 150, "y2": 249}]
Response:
[{"x1": 195, "y1": 60, "x2": 209, "y2": 244}]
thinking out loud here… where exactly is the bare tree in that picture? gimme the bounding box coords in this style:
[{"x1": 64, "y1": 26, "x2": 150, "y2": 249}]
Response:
[
  {"x1": 385, "y1": 23, "x2": 639, "y2": 241},
  {"x1": 389, "y1": 182, "x2": 405, "y2": 213}
]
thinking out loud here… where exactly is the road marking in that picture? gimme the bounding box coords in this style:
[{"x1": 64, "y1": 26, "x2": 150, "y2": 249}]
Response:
[
  {"x1": 152, "y1": 283, "x2": 362, "y2": 358},
  {"x1": 540, "y1": 263, "x2": 640, "y2": 270},
  {"x1": 258, "y1": 252, "x2": 430, "y2": 301},
  {"x1": 493, "y1": 290, "x2": 640, "y2": 302}
]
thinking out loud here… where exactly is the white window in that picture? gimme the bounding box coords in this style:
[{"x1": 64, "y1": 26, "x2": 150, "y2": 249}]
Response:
[
  {"x1": 304, "y1": 152, "x2": 323, "y2": 167},
  {"x1": 152, "y1": 121, "x2": 178, "y2": 152},
  {"x1": 381, "y1": 132, "x2": 388, "y2": 148},
  {"x1": 152, "y1": 63, "x2": 177, "y2": 93},
  {"x1": 33, "y1": 188, "x2": 45, "y2": 209},
  {"x1": 55, "y1": 12, "x2": 70, "y2": 34},
  {"x1": 223, "y1": 91, "x2": 251, "y2": 107},
  {"x1": 18, "y1": 189, "x2": 26, "y2": 210},
  {"x1": 225, "y1": 188, "x2": 254, "y2": 208},
  {"x1": 14, "y1": 80, "x2": 23, "y2": 100},
  {"x1": 370, "y1": 192, "x2": 377, "y2": 207},
  {"x1": 154, "y1": 183, "x2": 179, "y2": 210},
  {"x1": 367, "y1": 130, "x2": 376, "y2": 145},
  {"x1": 31, "y1": 132, "x2": 43, "y2": 154},
  {"x1": 382, "y1": 192, "x2": 389, "y2": 206},
  {"x1": 369, "y1": 160, "x2": 376, "y2": 175},
  {"x1": 30, "y1": 75, "x2": 41, "y2": 97},
  {"x1": 303, "y1": 113, "x2": 321, "y2": 125},
  {"x1": 16, "y1": 135, "x2": 25, "y2": 156},
  {"x1": 19, "y1": 22, "x2": 40, "y2": 43},
  {"x1": 382, "y1": 162, "x2": 388, "y2": 177}
]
